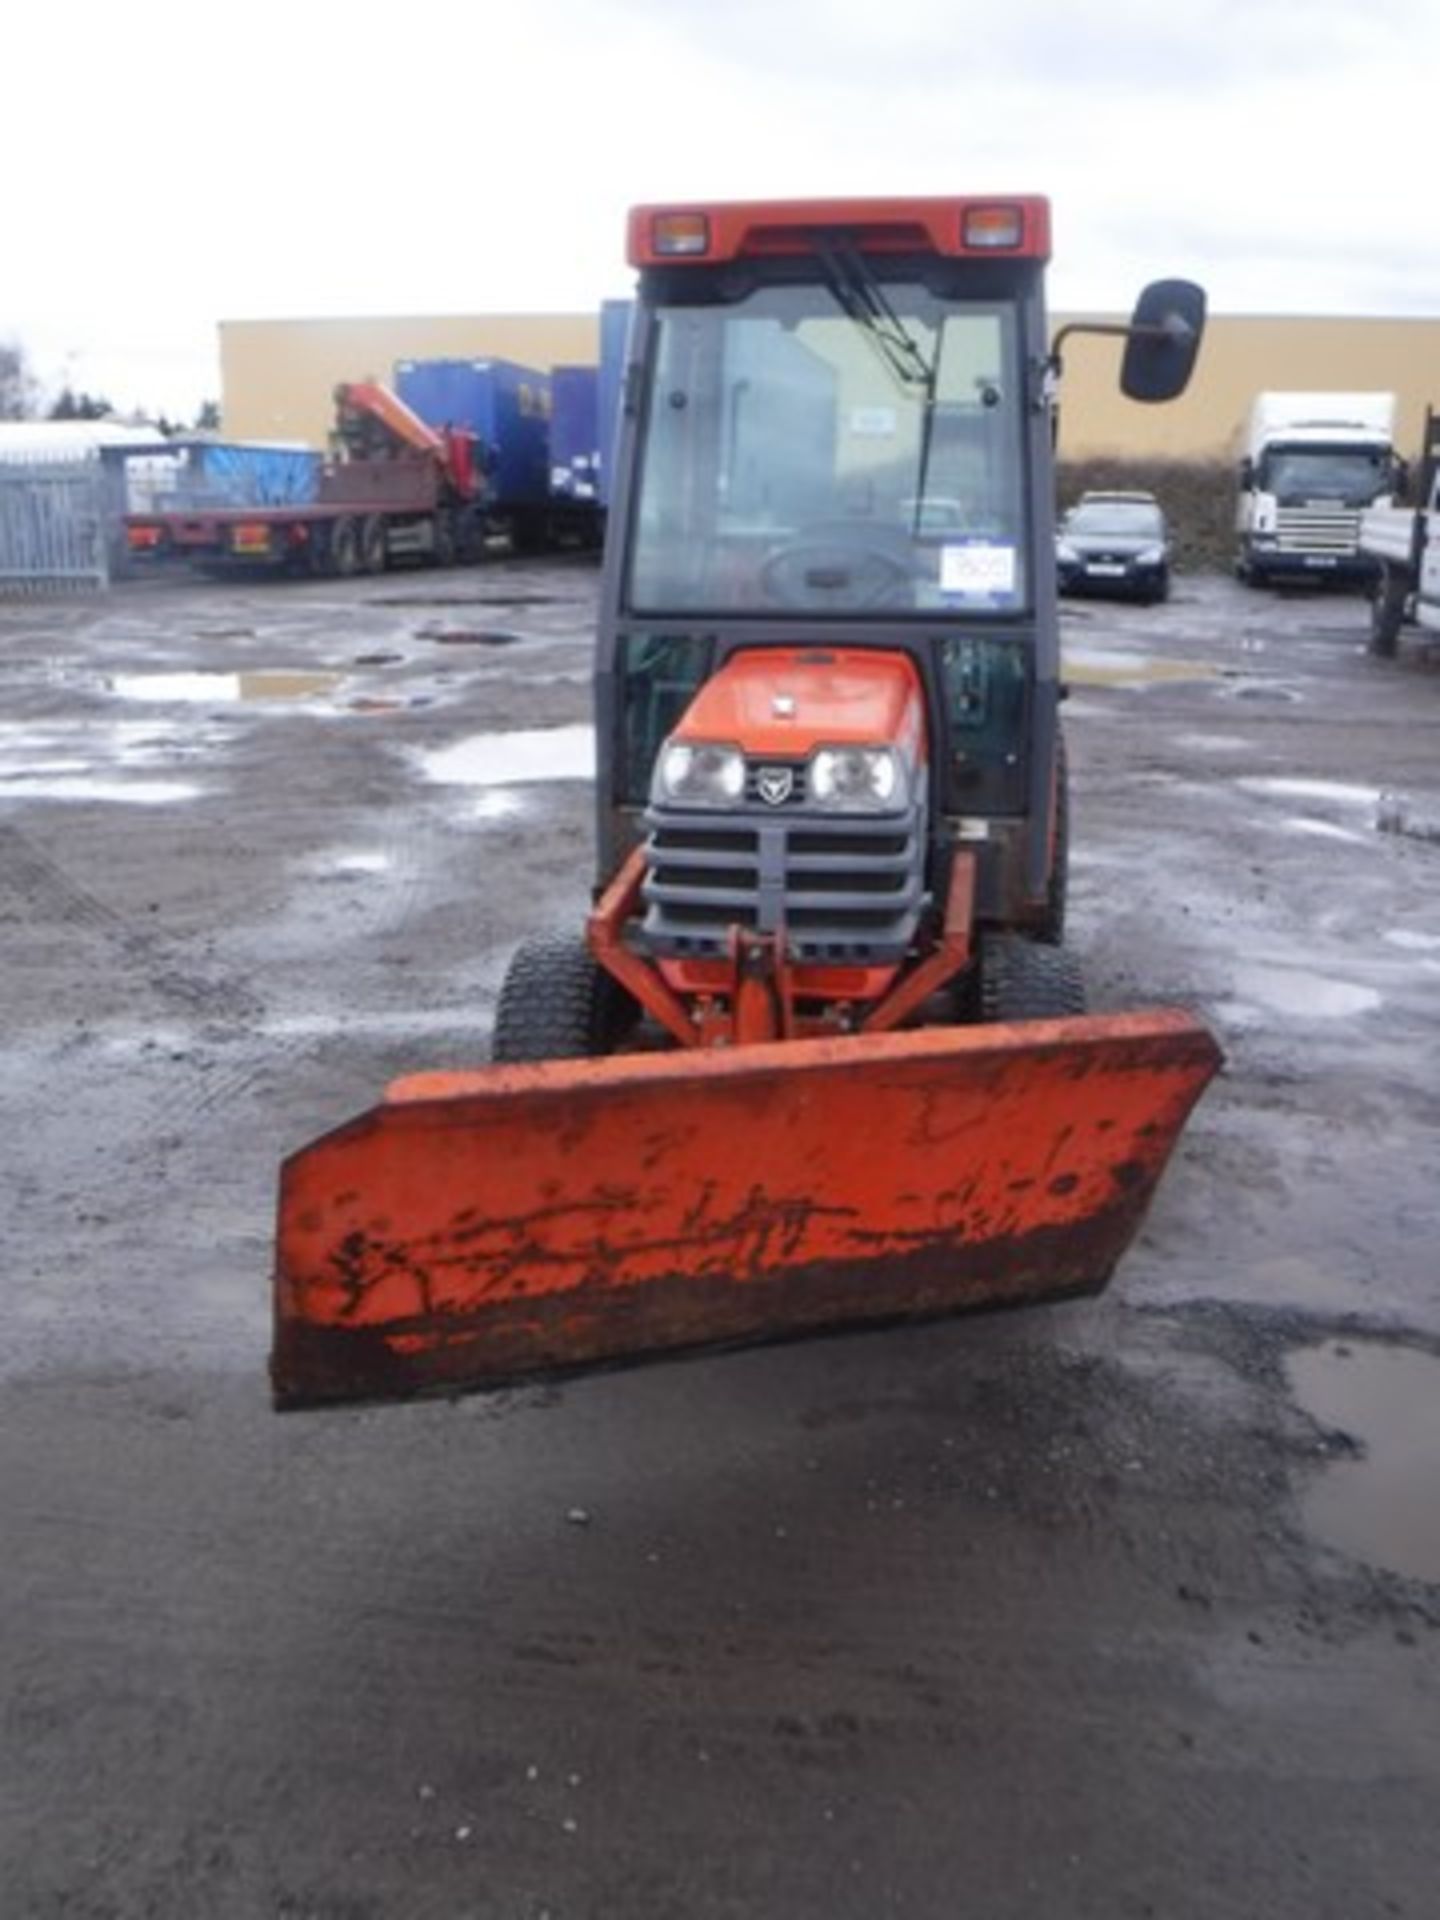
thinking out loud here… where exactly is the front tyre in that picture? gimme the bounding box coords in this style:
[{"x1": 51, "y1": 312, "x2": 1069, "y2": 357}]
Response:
[
  {"x1": 1037, "y1": 730, "x2": 1070, "y2": 946},
  {"x1": 980, "y1": 933, "x2": 1087, "y2": 1022},
  {"x1": 491, "y1": 933, "x2": 638, "y2": 1062}
]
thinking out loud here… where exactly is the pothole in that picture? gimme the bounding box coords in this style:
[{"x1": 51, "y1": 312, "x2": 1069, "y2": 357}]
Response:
[
  {"x1": 419, "y1": 628, "x2": 524, "y2": 647},
  {"x1": 1288, "y1": 1338, "x2": 1440, "y2": 1585}
]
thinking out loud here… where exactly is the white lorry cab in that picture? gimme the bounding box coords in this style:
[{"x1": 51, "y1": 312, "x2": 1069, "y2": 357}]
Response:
[{"x1": 1235, "y1": 391, "x2": 1401, "y2": 586}]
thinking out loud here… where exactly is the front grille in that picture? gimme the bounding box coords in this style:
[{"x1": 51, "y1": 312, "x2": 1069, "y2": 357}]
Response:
[
  {"x1": 642, "y1": 797, "x2": 927, "y2": 964},
  {"x1": 1275, "y1": 507, "x2": 1360, "y2": 555},
  {"x1": 745, "y1": 760, "x2": 808, "y2": 806}
]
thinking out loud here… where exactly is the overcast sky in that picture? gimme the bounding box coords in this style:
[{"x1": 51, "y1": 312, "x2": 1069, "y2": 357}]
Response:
[{"x1": 5, "y1": 0, "x2": 1435, "y2": 417}]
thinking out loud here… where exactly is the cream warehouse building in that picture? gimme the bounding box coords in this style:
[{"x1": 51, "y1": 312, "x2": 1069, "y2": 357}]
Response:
[{"x1": 220, "y1": 312, "x2": 1440, "y2": 464}]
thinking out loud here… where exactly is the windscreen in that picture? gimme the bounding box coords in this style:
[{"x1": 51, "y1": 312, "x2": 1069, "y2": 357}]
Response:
[
  {"x1": 1262, "y1": 446, "x2": 1389, "y2": 506},
  {"x1": 1064, "y1": 501, "x2": 1163, "y2": 537},
  {"x1": 625, "y1": 280, "x2": 1028, "y2": 617}
]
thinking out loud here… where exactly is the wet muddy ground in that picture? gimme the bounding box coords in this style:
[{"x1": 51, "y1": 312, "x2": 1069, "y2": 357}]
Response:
[{"x1": 1, "y1": 565, "x2": 1437, "y2": 1917}]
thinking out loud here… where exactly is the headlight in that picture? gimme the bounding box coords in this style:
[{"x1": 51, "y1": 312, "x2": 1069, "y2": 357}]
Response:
[
  {"x1": 1056, "y1": 541, "x2": 1079, "y2": 564},
  {"x1": 654, "y1": 739, "x2": 745, "y2": 807},
  {"x1": 809, "y1": 745, "x2": 908, "y2": 812},
  {"x1": 1135, "y1": 544, "x2": 1165, "y2": 564}
]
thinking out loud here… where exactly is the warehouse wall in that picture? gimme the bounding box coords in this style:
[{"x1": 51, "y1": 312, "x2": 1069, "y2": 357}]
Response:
[
  {"x1": 1058, "y1": 313, "x2": 1440, "y2": 462},
  {"x1": 220, "y1": 309, "x2": 1440, "y2": 463},
  {"x1": 220, "y1": 314, "x2": 599, "y2": 448}
]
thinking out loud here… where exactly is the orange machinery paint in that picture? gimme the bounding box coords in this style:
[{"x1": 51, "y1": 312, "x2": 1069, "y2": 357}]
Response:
[{"x1": 671, "y1": 648, "x2": 927, "y2": 764}]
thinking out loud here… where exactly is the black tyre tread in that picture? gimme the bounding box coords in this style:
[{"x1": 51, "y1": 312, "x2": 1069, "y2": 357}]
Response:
[
  {"x1": 1038, "y1": 728, "x2": 1070, "y2": 945},
  {"x1": 360, "y1": 515, "x2": 387, "y2": 574},
  {"x1": 491, "y1": 933, "x2": 634, "y2": 1062},
  {"x1": 330, "y1": 518, "x2": 360, "y2": 579},
  {"x1": 1368, "y1": 566, "x2": 1407, "y2": 658},
  {"x1": 980, "y1": 933, "x2": 1087, "y2": 1022}
]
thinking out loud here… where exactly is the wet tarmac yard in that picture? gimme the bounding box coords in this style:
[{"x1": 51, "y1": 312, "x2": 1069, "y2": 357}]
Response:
[{"x1": 1, "y1": 565, "x2": 1438, "y2": 1917}]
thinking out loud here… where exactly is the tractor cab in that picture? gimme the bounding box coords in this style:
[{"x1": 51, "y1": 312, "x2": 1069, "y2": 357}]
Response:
[{"x1": 595, "y1": 199, "x2": 1202, "y2": 961}]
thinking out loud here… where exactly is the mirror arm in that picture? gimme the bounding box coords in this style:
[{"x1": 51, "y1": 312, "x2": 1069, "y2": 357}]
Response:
[{"x1": 1047, "y1": 318, "x2": 1187, "y2": 381}]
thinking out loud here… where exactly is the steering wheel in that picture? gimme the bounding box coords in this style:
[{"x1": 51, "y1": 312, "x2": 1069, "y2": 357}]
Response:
[{"x1": 757, "y1": 522, "x2": 917, "y2": 611}]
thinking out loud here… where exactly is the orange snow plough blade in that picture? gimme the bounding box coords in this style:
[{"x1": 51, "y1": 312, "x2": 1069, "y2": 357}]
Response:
[{"x1": 272, "y1": 1011, "x2": 1220, "y2": 1409}]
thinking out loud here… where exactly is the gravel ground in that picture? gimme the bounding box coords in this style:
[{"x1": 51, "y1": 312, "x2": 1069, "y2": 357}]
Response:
[{"x1": 1, "y1": 563, "x2": 1437, "y2": 1919}]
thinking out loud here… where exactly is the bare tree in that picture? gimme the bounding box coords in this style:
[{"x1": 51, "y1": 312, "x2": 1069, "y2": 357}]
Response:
[{"x1": 0, "y1": 340, "x2": 39, "y2": 420}]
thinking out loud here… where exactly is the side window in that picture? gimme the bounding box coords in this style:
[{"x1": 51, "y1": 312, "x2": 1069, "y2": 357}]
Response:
[{"x1": 618, "y1": 634, "x2": 711, "y2": 804}]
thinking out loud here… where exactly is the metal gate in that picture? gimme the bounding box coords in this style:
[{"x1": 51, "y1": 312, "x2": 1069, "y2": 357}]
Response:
[{"x1": 0, "y1": 449, "x2": 110, "y2": 595}]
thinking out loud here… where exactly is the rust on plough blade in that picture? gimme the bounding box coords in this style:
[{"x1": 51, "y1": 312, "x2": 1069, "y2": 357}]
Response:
[{"x1": 272, "y1": 1011, "x2": 1221, "y2": 1409}]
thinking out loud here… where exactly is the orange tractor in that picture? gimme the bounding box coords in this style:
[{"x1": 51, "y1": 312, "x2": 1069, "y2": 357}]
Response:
[{"x1": 273, "y1": 197, "x2": 1220, "y2": 1410}]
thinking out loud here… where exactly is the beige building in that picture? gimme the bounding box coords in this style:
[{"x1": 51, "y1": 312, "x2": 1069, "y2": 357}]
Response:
[
  {"x1": 1056, "y1": 313, "x2": 1439, "y2": 462},
  {"x1": 220, "y1": 313, "x2": 600, "y2": 449},
  {"x1": 220, "y1": 309, "x2": 1440, "y2": 463}
]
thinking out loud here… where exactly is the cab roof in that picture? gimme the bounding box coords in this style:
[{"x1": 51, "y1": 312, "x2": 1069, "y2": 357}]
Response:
[{"x1": 627, "y1": 197, "x2": 1051, "y2": 268}]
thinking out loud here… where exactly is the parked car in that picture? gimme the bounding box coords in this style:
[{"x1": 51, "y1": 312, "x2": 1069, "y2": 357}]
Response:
[{"x1": 1057, "y1": 491, "x2": 1171, "y2": 602}]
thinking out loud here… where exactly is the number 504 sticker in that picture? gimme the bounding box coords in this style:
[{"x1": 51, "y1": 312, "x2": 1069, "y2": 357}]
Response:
[{"x1": 941, "y1": 541, "x2": 1018, "y2": 597}]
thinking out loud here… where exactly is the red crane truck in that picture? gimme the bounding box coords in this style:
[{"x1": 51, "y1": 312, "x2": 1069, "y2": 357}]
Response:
[{"x1": 124, "y1": 382, "x2": 485, "y2": 576}]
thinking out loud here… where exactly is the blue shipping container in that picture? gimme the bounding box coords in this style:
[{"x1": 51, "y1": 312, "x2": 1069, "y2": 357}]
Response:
[
  {"x1": 597, "y1": 299, "x2": 632, "y2": 508},
  {"x1": 394, "y1": 358, "x2": 551, "y2": 508},
  {"x1": 550, "y1": 366, "x2": 599, "y2": 500}
]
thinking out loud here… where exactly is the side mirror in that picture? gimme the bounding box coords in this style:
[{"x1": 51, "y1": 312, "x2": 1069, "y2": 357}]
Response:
[
  {"x1": 1393, "y1": 456, "x2": 1411, "y2": 501},
  {"x1": 1239, "y1": 456, "x2": 1255, "y2": 489},
  {"x1": 1121, "y1": 280, "x2": 1206, "y2": 403}
]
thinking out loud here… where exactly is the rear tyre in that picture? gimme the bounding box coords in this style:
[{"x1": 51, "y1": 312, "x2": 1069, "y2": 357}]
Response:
[
  {"x1": 491, "y1": 933, "x2": 638, "y2": 1063},
  {"x1": 1368, "y1": 565, "x2": 1407, "y2": 659},
  {"x1": 432, "y1": 509, "x2": 457, "y2": 569},
  {"x1": 980, "y1": 933, "x2": 1087, "y2": 1022},
  {"x1": 329, "y1": 517, "x2": 360, "y2": 579},
  {"x1": 360, "y1": 514, "x2": 388, "y2": 574}
]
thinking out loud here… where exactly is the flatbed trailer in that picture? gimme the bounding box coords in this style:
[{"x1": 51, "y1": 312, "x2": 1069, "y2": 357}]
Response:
[
  {"x1": 125, "y1": 382, "x2": 487, "y2": 576},
  {"x1": 125, "y1": 468, "x2": 482, "y2": 576}
]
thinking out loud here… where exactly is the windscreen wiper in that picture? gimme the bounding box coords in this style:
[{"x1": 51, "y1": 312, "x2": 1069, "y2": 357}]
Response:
[{"x1": 812, "y1": 235, "x2": 935, "y2": 394}]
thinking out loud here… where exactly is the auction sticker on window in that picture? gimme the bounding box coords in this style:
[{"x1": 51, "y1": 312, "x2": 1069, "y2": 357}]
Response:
[
  {"x1": 848, "y1": 406, "x2": 897, "y2": 437},
  {"x1": 941, "y1": 541, "x2": 1017, "y2": 598}
]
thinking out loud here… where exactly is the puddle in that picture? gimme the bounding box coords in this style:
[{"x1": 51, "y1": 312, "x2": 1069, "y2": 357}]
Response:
[
  {"x1": 373, "y1": 593, "x2": 577, "y2": 609},
  {"x1": 473, "y1": 791, "x2": 525, "y2": 821},
  {"x1": 421, "y1": 627, "x2": 523, "y2": 647},
  {"x1": 109, "y1": 670, "x2": 342, "y2": 704},
  {"x1": 1172, "y1": 732, "x2": 1247, "y2": 753},
  {"x1": 1288, "y1": 1339, "x2": 1440, "y2": 1584},
  {"x1": 1279, "y1": 817, "x2": 1366, "y2": 845},
  {"x1": 347, "y1": 695, "x2": 435, "y2": 714},
  {"x1": 1223, "y1": 679, "x2": 1303, "y2": 703},
  {"x1": 0, "y1": 776, "x2": 200, "y2": 806},
  {"x1": 1229, "y1": 962, "x2": 1381, "y2": 1020},
  {"x1": 1383, "y1": 929, "x2": 1440, "y2": 952},
  {"x1": 309, "y1": 850, "x2": 394, "y2": 877},
  {"x1": 1062, "y1": 644, "x2": 1215, "y2": 688},
  {"x1": 417, "y1": 723, "x2": 595, "y2": 787},
  {"x1": 1240, "y1": 777, "x2": 1380, "y2": 810}
]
